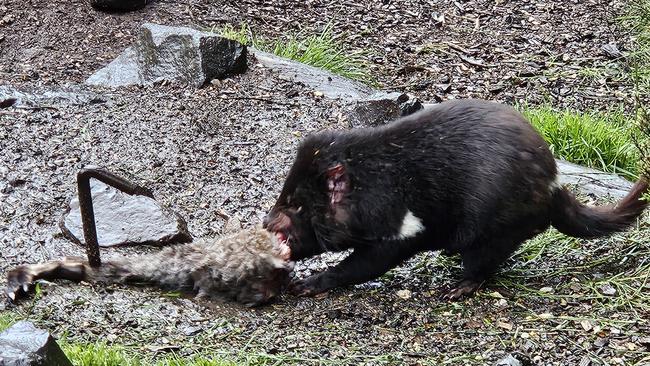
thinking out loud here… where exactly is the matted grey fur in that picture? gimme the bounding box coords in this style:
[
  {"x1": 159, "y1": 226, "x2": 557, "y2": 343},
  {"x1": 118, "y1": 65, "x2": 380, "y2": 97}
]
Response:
[{"x1": 5, "y1": 226, "x2": 293, "y2": 307}]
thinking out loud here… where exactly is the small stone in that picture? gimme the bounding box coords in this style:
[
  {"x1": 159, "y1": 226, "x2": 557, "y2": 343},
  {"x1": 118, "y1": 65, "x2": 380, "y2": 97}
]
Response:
[
  {"x1": 580, "y1": 320, "x2": 593, "y2": 331},
  {"x1": 0, "y1": 321, "x2": 73, "y2": 366},
  {"x1": 594, "y1": 337, "x2": 608, "y2": 347},
  {"x1": 396, "y1": 289, "x2": 411, "y2": 299},
  {"x1": 431, "y1": 11, "x2": 445, "y2": 25},
  {"x1": 601, "y1": 43, "x2": 624, "y2": 59},
  {"x1": 1, "y1": 14, "x2": 14, "y2": 25},
  {"x1": 497, "y1": 321, "x2": 513, "y2": 331},
  {"x1": 539, "y1": 286, "x2": 554, "y2": 293},
  {"x1": 489, "y1": 291, "x2": 504, "y2": 299},
  {"x1": 599, "y1": 284, "x2": 616, "y2": 296},
  {"x1": 495, "y1": 354, "x2": 522, "y2": 366}
]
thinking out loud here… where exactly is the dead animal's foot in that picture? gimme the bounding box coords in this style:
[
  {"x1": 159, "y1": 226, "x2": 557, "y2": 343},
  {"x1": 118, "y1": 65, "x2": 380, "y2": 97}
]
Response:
[
  {"x1": 441, "y1": 279, "x2": 484, "y2": 301},
  {"x1": 4, "y1": 266, "x2": 35, "y2": 302}
]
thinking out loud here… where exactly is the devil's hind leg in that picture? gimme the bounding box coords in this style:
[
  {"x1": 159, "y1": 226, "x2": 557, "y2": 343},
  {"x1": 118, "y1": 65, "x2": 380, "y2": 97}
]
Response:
[{"x1": 443, "y1": 220, "x2": 548, "y2": 300}]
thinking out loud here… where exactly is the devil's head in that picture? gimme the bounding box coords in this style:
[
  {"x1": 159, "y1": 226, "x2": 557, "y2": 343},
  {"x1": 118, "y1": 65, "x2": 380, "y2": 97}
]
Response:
[{"x1": 263, "y1": 132, "x2": 357, "y2": 260}]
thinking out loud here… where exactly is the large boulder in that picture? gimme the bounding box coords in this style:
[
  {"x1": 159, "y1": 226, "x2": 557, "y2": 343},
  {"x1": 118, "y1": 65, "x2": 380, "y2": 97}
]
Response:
[
  {"x1": 60, "y1": 180, "x2": 192, "y2": 247},
  {"x1": 0, "y1": 321, "x2": 72, "y2": 366},
  {"x1": 87, "y1": 23, "x2": 247, "y2": 88}
]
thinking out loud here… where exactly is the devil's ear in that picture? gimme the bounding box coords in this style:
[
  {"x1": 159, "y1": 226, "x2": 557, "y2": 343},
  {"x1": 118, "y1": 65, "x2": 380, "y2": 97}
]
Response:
[{"x1": 326, "y1": 163, "x2": 349, "y2": 207}]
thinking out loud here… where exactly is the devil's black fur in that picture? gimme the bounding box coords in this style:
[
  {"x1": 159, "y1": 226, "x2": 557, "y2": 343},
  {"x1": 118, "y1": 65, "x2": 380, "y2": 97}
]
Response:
[{"x1": 264, "y1": 99, "x2": 649, "y2": 299}]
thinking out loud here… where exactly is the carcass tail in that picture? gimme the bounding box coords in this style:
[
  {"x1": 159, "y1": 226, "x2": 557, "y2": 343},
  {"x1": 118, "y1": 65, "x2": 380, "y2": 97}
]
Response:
[
  {"x1": 5, "y1": 249, "x2": 193, "y2": 301},
  {"x1": 550, "y1": 178, "x2": 648, "y2": 238}
]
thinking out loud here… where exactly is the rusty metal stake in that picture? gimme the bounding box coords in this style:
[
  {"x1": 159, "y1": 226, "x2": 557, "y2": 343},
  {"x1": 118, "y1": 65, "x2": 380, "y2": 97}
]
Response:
[{"x1": 77, "y1": 166, "x2": 153, "y2": 267}]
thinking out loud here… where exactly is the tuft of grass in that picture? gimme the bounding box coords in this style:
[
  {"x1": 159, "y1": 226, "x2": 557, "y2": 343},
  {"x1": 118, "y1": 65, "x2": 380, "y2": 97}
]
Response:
[
  {"x1": 63, "y1": 342, "x2": 239, "y2": 366},
  {"x1": 0, "y1": 311, "x2": 19, "y2": 332},
  {"x1": 619, "y1": 0, "x2": 650, "y2": 91},
  {"x1": 218, "y1": 23, "x2": 374, "y2": 85},
  {"x1": 64, "y1": 342, "x2": 141, "y2": 366},
  {"x1": 522, "y1": 106, "x2": 640, "y2": 180}
]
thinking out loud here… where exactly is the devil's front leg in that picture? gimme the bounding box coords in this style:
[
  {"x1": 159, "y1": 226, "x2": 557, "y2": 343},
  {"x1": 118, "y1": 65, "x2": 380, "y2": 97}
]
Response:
[{"x1": 291, "y1": 241, "x2": 419, "y2": 296}]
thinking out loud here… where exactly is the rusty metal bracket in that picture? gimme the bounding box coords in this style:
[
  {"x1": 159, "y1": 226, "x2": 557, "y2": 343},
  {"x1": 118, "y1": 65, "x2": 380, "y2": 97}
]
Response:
[{"x1": 77, "y1": 166, "x2": 153, "y2": 267}]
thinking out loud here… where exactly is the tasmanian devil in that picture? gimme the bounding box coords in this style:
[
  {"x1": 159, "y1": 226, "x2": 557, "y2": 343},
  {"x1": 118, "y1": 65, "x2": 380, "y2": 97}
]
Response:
[
  {"x1": 264, "y1": 98, "x2": 649, "y2": 299},
  {"x1": 5, "y1": 226, "x2": 293, "y2": 307}
]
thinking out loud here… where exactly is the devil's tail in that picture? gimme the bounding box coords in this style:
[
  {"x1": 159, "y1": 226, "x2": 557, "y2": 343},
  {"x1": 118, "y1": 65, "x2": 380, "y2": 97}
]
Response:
[{"x1": 550, "y1": 178, "x2": 648, "y2": 238}]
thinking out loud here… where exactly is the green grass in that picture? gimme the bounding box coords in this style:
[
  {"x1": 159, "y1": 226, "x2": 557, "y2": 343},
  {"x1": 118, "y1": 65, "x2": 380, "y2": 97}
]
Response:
[
  {"x1": 0, "y1": 311, "x2": 18, "y2": 331},
  {"x1": 63, "y1": 343, "x2": 238, "y2": 366},
  {"x1": 502, "y1": 223, "x2": 650, "y2": 314},
  {"x1": 1, "y1": 311, "x2": 237, "y2": 366},
  {"x1": 218, "y1": 23, "x2": 374, "y2": 85},
  {"x1": 619, "y1": 0, "x2": 650, "y2": 91},
  {"x1": 522, "y1": 106, "x2": 640, "y2": 180}
]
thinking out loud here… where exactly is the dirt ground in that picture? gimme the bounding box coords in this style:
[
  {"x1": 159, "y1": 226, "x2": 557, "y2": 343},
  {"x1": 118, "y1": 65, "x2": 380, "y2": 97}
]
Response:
[{"x1": 1, "y1": 0, "x2": 649, "y2": 365}]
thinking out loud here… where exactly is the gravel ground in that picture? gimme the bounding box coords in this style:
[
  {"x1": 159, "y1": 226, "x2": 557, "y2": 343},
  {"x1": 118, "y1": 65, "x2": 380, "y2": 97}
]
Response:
[
  {"x1": 1, "y1": 0, "x2": 649, "y2": 365},
  {"x1": 1, "y1": 0, "x2": 641, "y2": 109}
]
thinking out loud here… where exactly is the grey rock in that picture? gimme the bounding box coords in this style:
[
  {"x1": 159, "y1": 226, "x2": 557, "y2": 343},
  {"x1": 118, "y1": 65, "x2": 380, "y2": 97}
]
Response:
[
  {"x1": 251, "y1": 49, "x2": 374, "y2": 100},
  {"x1": 250, "y1": 49, "x2": 425, "y2": 126},
  {"x1": 346, "y1": 91, "x2": 423, "y2": 128},
  {"x1": 0, "y1": 85, "x2": 107, "y2": 108},
  {"x1": 182, "y1": 326, "x2": 202, "y2": 336},
  {"x1": 495, "y1": 354, "x2": 522, "y2": 366},
  {"x1": 60, "y1": 180, "x2": 191, "y2": 247},
  {"x1": 601, "y1": 43, "x2": 624, "y2": 59},
  {"x1": 87, "y1": 23, "x2": 247, "y2": 88},
  {"x1": 556, "y1": 160, "x2": 634, "y2": 200},
  {"x1": 90, "y1": 0, "x2": 147, "y2": 12},
  {"x1": 0, "y1": 321, "x2": 72, "y2": 366}
]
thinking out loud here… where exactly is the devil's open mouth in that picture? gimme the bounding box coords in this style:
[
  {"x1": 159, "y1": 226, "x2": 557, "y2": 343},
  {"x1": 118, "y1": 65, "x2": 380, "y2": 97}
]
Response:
[{"x1": 274, "y1": 231, "x2": 292, "y2": 261}]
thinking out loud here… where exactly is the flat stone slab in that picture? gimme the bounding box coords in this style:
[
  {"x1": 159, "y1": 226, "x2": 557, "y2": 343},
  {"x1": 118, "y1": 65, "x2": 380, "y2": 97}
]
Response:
[
  {"x1": 556, "y1": 159, "x2": 634, "y2": 200},
  {"x1": 0, "y1": 84, "x2": 107, "y2": 108},
  {"x1": 251, "y1": 49, "x2": 374, "y2": 100},
  {"x1": 252, "y1": 49, "x2": 423, "y2": 125},
  {"x1": 0, "y1": 321, "x2": 72, "y2": 366},
  {"x1": 60, "y1": 180, "x2": 191, "y2": 247},
  {"x1": 87, "y1": 23, "x2": 247, "y2": 88}
]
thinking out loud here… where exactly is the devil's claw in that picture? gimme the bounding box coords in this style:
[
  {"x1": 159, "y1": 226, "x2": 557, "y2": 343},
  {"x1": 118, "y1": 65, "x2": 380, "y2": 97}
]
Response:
[
  {"x1": 441, "y1": 279, "x2": 483, "y2": 301},
  {"x1": 288, "y1": 274, "x2": 332, "y2": 297}
]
